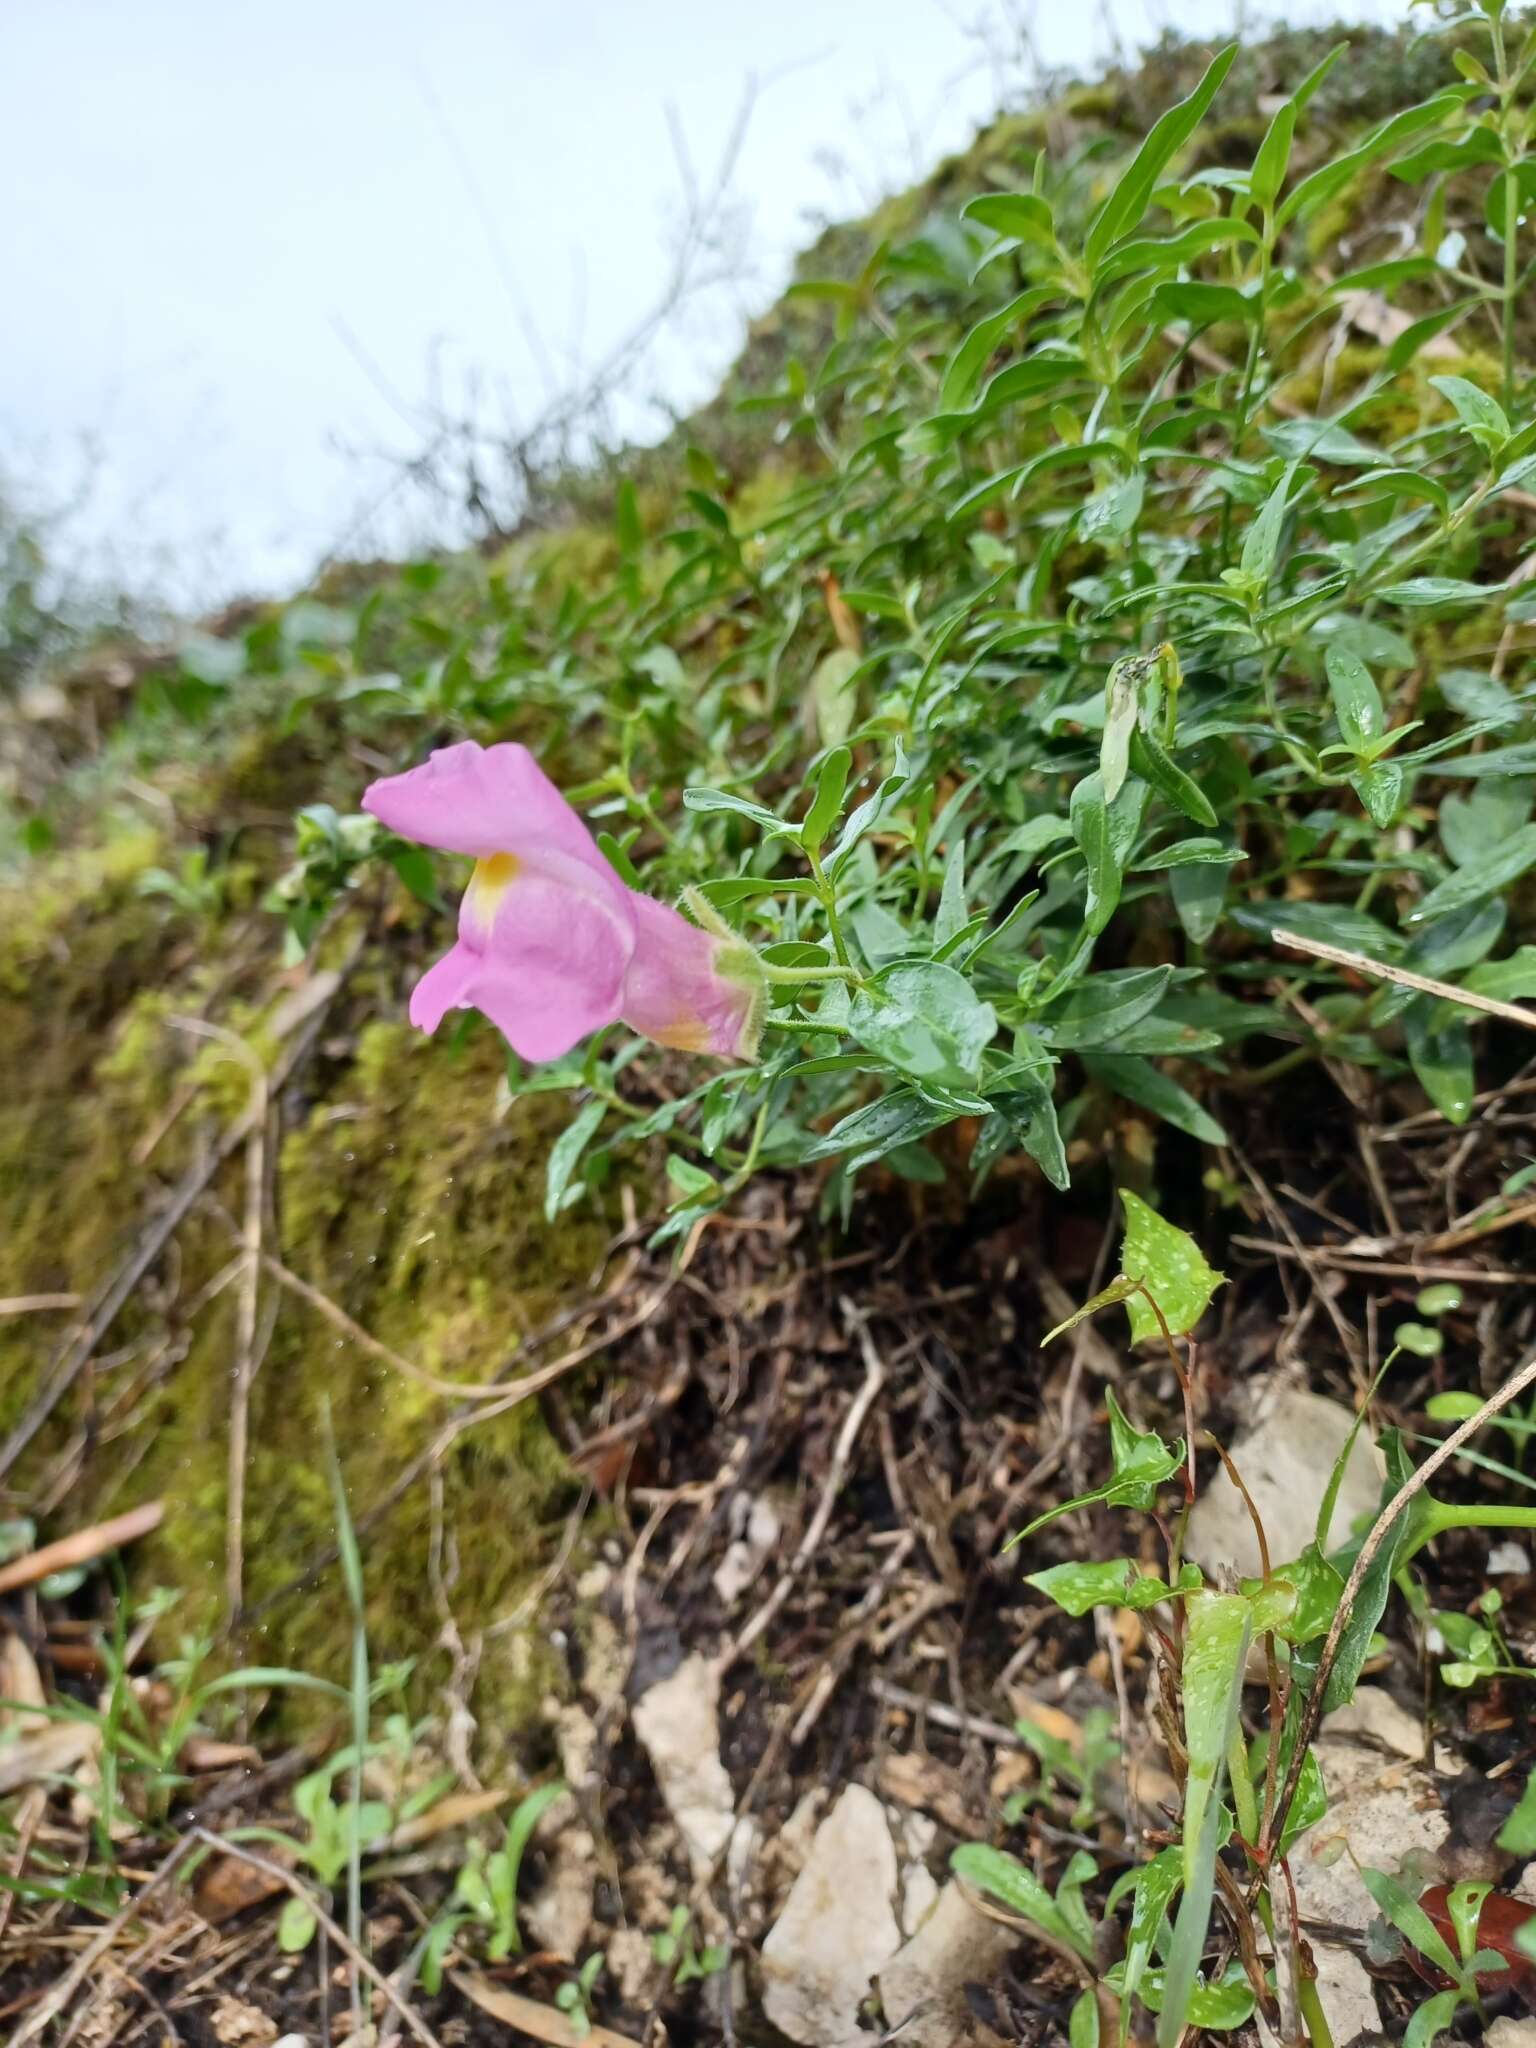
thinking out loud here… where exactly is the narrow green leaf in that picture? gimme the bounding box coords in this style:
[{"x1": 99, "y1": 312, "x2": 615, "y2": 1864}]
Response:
[
  {"x1": 1128, "y1": 727, "x2": 1218, "y2": 827},
  {"x1": 801, "y1": 746, "x2": 852, "y2": 853},
  {"x1": 545, "y1": 1100, "x2": 607, "y2": 1222},
  {"x1": 1086, "y1": 45, "x2": 1238, "y2": 269}
]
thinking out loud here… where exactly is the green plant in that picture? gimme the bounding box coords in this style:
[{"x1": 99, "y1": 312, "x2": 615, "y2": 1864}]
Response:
[
  {"x1": 951, "y1": 1196, "x2": 1536, "y2": 2047},
  {"x1": 555, "y1": 1951, "x2": 606, "y2": 2039},
  {"x1": 1006, "y1": 1707, "x2": 1122, "y2": 1832},
  {"x1": 209, "y1": 5, "x2": 1534, "y2": 1249},
  {"x1": 1363, "y1": 1872, "x2": 1509, "y2": 2047},
  {"x1": 135, "y1": 847, "x2": 227, "y2": 919},
  {"x1": 651, "y1": 1902, "x2": 729, "y2": 1987},
  {"x1": 452, "y1": 1779, "x2": 568, "y2": 1960}
]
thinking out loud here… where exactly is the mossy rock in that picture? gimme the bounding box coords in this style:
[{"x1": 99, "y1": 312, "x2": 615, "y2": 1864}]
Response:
[{"x1": 0, "y1": 844, "x2": 609, "y2": 1743}]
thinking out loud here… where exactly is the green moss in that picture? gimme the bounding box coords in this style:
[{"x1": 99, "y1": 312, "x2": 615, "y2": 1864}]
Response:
[{"x1": 0, "y1": 829, "x2": 608, "y2": 1742}]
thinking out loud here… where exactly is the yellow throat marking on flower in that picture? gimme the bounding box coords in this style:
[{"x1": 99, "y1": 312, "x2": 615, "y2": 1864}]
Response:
[{"x1": 465, "y1": 851, "x2": 520, "y2": 931}]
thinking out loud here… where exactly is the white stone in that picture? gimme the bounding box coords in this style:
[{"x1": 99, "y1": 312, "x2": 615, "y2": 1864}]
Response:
[
  {"x1": 878, "y1": 1882, "x2": 1017, "y2": 2048},
  {"x1": 523, "y1": 1824, "x2": 595, "y2": 1961},
  {"x1": 1187, "y1": 1385, "x2": 1382, "y2": 1577},
  {"x1": 761, "y1": 1785, "x2": 901, "y2": 2046},
  {"x1": 1321, "y1": 1687, "x2": 1423, "y2": 1760},
  {"x1": 1489, "y1": 1541, "x2": 1531, "y2": 1576},
  {"x1": 1288, "y1": 1738, "x2": 1446, "y2": 1934},
  {"x1": 1487, "y1": 2021, "x2": 1536, "y2": 2047},
  {"x1": 714, "y1": 1493, "x2": 783, "y2": 1606},
  {"x1": 632, "y1": 1652, "x2": 737, "y2": 1872}
]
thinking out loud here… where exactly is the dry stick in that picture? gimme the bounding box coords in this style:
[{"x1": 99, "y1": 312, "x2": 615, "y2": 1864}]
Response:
[
  {"x1": 867, "y1": 1676, "x2": 1029, "y2": 1750},
  {"x1": 723, "y1": 1310, "x2": 887, "y2": 1670},
  {"x1": 0, "y1": 1294, "x2": 80, "y2": 1316},
  {"x1": 230, "y1": 1229, "x2": 531, "y2": 1401},
  {"x1": 1272, "y1": 928, "x2": 1536, "y2": 1032},
  {"x1": 0, "y1": 1501, "x2": 164, "y2": 1598},
  {"x1": 1230, "y1": 1237, "x2": 1529, "y2": 1286},
  {"x1": 171, "y1": 1019, "x2": 269, "y2": 1624},
  {"x1": 9, "y1": 1829, "x2": 201, "y2": 2046},
  {"x1": 238, "y1": 1277, "x2": 673, "y2": 1623},
  {"x1": 1264, "y1": 1347, "x2": 1536, "y2": 1865},
  {"x1": 186, "y1": 1832, "x2": 445, "y2": 2048}
]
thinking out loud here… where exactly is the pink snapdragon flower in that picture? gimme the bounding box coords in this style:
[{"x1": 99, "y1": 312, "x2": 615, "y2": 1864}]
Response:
[{"x1": 362, "y1": 741, "x2": 764, "y2": 1064}]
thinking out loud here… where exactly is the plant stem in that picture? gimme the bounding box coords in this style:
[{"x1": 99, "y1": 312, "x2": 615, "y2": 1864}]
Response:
[{"x1": 807, "y1": 851, "x2": 852, "y2": 967}]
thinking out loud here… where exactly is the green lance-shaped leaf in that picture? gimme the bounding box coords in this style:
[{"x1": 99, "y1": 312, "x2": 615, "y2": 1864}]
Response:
[
  {"x1": 801, "y1": 745, "x2": 852, "y2": 853},
  {"x1": 1159, "y1": 1593, "x2": 1252, "y2": 2048},
  {"x1": 950, "y1": 1844, "x2": 1094, "y2": 1962},
  {"x1": 1085, "y1": 44, "x2": 1237, "y2": 270},
  {"x1": 1325, "y1": 646, "x2": 1386, "y2": 755}
]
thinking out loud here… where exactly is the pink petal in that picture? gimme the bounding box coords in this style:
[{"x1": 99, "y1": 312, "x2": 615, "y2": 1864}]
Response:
[
  {"x1": 620, "y1": 895, "x2": 764, "y2": 1059},
  {"x1": 408, "y1": 941, "x2": 481, "y2": 1034},
  {"x1": 362, "y1": 740, "x2": 613, "y2": 879},
  {"x1": 409, "y1": 864, "x2": 636, "y2": 1062}
]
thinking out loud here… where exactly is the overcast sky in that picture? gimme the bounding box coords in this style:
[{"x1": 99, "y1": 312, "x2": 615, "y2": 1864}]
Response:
[{"x1": 3, "y1": 0, "x2": 1395, "y2": 610}]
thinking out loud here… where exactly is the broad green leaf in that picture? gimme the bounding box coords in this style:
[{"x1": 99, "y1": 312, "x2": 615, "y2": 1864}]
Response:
[
  {"x1": 1378, "y1": 578, "x2": 1494, "y2": 608},
  {"x1": 1180, "y1": 1593, "x2": 1252, "y2": 1886},
  {"x1": 934, "y1": 840, "x2": 969, "y2": 949},
  {"x1": 1240, "y1": 462, "x2": 1298, "y2": 588},
  {"x1": 1466, "y1": 947, "x2": 1536, "y2": 1002},
  {"x1": 1034, "y1": 966, "x2": 1174, "y2": 1049},
  {"x1": 1110, "y1": 1848, "x2": 1182, "y2": 2034},
  {"x1": 1040, "y1": 1273, "x2": 1139, "y2": 1344},
  {"x1": 1081, "y1": 471, "x2": 1145, "y2": 545},
  {"x1": 1234, "y1": 898, "x2": 1405, "y2": 959},
  {"x1": 1498, "y1": 1769, "x2": 1536, "y2": 1855},
  {"x1": 1362, "y1": 1867, "x2": 1461, "y2": 1981},
  {"x1": 1403, "y1": 1988, "x2": 1466, "y2": 2048},
  {"x1": 1069, "y1": 771, "x2": 1146, "y2": 934},
  {"x1": 1093, "y1": 217, "x2": 1257, "y2": 292},
  {"x1": 278, "y1": 1897, "x2": 318, "y2": 1952},
  {"x1": 1251, "y1": 43, "x2": 1346, "y2": 210},
  {"x1": 1352, "y1": 762, "x2": 1403, "y2": 828},
  {"x1": 1171, "y1": 860, "x2": 1227, "y2": 944},
  {"x1": 1086, "y1": 46, "x2": 1238, "y2": 269},
  {"x1": 1430, "y1": 372, "x2": 1509, "y2": 451},
  {"x1": 962, "y1": 192, "x2": 1055, "y2": 247},
  {"x1": 1347, "y1": 465, "x2": 1451, "y2": 517},
  {"x1": 1314, "y1": 1431, "x2": 1420, "y2": 1711},
  {"x1": 1404, "y1": 998, "x2": 1475, "y2": 1125},
  {"x1": 1025, "y1": 1557, "x2": 1179, "y2": 1617},
  {"x1": 1009, "y1": 1387, "x2": 1182, "y2": 1546},
  {"x1": 1162, "y1": 1594, "x2": 1251, "y2": 2047},
  {"x1": 683, "y1": 787, "x2": 794, "y2": 836},
  {"x1": 1277, "y1": 93, "x2": 1462, "y2": 230},
  {"x1": 1326, "y1": 646, "x2": 1385, "y2": 753},
  {"x1": 936, "y1": 287, "x2": 1056, "y2": 413},
  {"x1": 1119, "y1": 1189, "x2": 1224, "y2": 1342},
  {"x1": 801, "y1": 1091, "x2": 951, "y2": 1170},
  {"x1": 848, "y1": 963, "x2": 997, "y2": 1089},
  {"x1": 1151, "y1": 280, "x2": 1255, "y2": 327},
  {"x1": 1129, "y1": 836, "x2": 1243, "y2": 871},
  {"x1": 1069, "y1": 1989, "x2": 1100, "y2": 2048}
]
